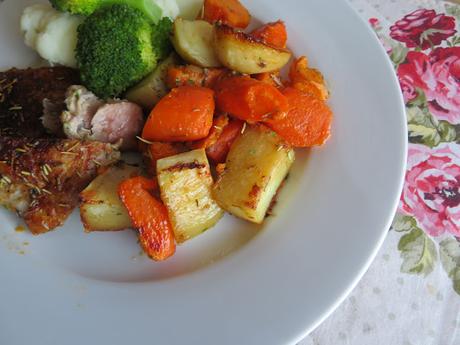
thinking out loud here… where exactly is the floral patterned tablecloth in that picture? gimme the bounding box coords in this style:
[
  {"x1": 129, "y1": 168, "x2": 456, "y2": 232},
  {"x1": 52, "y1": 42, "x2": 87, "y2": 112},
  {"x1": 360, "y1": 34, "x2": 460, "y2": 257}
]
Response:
[{"x1": 301, "y1": 1, "x2": 460, "y2": 344}]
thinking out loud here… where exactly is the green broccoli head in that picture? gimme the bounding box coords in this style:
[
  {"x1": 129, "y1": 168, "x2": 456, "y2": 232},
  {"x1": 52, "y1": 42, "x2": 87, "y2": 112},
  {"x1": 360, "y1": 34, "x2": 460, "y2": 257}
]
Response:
[
  {"x1": 49, "y1": 0, "x2": 101, "y2": 15},
  {"x1": 76, "y1": 4, "x2": 157, "y2": 98},
  {"x1": 49, "y1": 0, "x2": 162, "y2": 23},
  {"x1": 151, "y1": 17, "x2": 173, "y2": 61}
]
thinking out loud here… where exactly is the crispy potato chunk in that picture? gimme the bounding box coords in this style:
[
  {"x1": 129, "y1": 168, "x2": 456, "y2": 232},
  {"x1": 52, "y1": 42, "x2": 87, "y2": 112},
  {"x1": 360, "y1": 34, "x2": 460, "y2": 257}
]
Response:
[
  {"x1": 213, "y1": 125, "x2": 294, "y2": 223},
  {"x1": 80, "y1": 164, "x2": 141, "y2": 232},
  {"x1": 213, "y1": 25, "x2": 292, "y2": 74}
]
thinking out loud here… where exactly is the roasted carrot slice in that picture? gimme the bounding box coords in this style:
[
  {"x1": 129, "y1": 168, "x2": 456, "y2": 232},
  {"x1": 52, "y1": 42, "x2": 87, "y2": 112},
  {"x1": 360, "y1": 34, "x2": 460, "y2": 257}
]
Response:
[
  {"x1": 202, "y1": 0, "x2": 251, "y2": 29},
  {"x1": 191, "y1": 114, "x2": 243, "y2": 162},
  {"x1": 252, "y1": 71, "x2": 283, "y2": 88},
  {"x1": 289, "y1": 56, "x2": 324, "y2": 84},
  {"x1": 118, "y1": 176, "x2": 175, "y2": 261},
  {"x1": 264, "y1": 87, "x2": 333, "y2": 147},
  {"x1": 215, "y1": 76, "x2": 288, "y2": 123},
  {"x1": 166, "y1": 65, "x2": 204, "y2": 88},
  {"x1": 191, "y1": 114, "x2": 229, "y2": 150},
  {"x1": 147, "y1": 142, "x2": 187, "y2": 172},
  {"x1": 166, "y1": 65, "x2": 227, "y2": 89},
  {"x1": 203, "y1": 68, "x2": 230, "y2": 89},
  {"x1": 291, "y1": 81, "x2": 329, "y2": 101},
  {"x1": 289, "y1": 56, "x2": 329, "y2": 100},
  {"x1": 142, "y1": 86, "x2": 215, "y2": 142},
  {"x1": 251, "y1": 21, "x2": 288, "y2": 48},
  {"x1": 206, "y1": 118, "x2": 244, "y2": 163}
]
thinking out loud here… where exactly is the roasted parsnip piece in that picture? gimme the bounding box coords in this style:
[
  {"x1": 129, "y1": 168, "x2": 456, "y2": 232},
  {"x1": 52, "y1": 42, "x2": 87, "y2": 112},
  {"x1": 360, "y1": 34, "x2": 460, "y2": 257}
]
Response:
[{"x1": 157, "y1": 149, "x2": 223, "y2": 243}]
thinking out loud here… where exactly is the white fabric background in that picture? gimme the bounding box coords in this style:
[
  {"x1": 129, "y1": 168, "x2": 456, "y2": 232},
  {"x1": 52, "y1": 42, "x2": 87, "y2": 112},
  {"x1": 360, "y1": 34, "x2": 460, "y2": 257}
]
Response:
[{"x1": 299, "y1": 1, "x2": 460, "y2": 345}]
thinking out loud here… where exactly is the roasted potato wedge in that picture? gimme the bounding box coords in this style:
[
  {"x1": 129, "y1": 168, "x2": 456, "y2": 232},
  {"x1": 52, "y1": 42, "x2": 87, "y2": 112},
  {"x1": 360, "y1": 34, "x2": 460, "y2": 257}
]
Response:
[
  {"x1": 125, "y1": 53, "x2": 179, "y2": 110},
  {"x1": 213, "y1": 24, "x2": 292, "y2": 74},
  {"x1": 80, "y1": 163, "x2": 141, "y2": 232},
  {"x1": 213, "y1": 125, "x2": 295, "y2": 223},
  {"x1": 157, "y1": 149, "x2": 223, "y2": 243},
  {"x1": 171, "y1": 18, "x2": 222, "y2": 68}
]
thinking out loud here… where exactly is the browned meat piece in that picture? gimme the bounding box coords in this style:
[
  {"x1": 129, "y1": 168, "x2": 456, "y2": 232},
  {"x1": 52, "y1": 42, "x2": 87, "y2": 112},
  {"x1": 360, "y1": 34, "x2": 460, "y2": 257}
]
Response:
[
  {"x1": 61, "y1": 85, "x2": 144, "y2": 150},
  {"x1": 0, "y1": 67, "x2": 80, "y2": 138},
  {"x1": 0, "y1": 137, "x2": 119, "y2": 234}
]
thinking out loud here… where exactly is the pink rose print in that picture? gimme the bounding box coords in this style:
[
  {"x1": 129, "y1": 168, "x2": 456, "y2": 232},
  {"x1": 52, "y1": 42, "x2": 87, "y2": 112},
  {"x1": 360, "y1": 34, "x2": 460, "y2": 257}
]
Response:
[
  {"x1": 390, "y1": 9, "x2": 456, "y2": 50},
  {"x1": 369, "y1": 17, "x2": 392, "y2": 54},
  {"x1": 397, "y1": 47, "x2": 460, "y2": 124},
  {"x1": 400, "y1": 144, "x2": 460, "y2": 237},
  {"x1": 369, "y1": 18, "x2": 380, "y2": 29}
]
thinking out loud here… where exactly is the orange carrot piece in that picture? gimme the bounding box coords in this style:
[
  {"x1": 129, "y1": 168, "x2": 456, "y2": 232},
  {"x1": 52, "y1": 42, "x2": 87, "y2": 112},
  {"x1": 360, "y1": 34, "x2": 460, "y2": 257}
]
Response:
[
  {"x1": 166, "y1": 65, "x2": 205, "y2": 89},
  {"x1": 142, "y1": 86, "x2": 215, "y2": 142},
  {"x1": 191, "y1": 114, "x2": 229, "y2": 150},
  {"x1": 202, "y1": 0, "x2": 251, "y2": 29},
  {"x1": 251, "y1": 21, "x2": 287, "y2": 48},
  {"x1": 147, "y1": 142, "x2": 186, "y2": 173},
  {"x1": 215, "y1": 76, "x2": 288, "y2": 123},
  {"x1": 288, "y1": 56, "x2": 329, "y2": 100},
  {"x1": 264, "y1": 87, "x2": 333, "y2": 147},
  {"x1": 289, "y1": 56, "x2": 324, "y2": 84},
  {"x1": 253, "y1": 71, "x2": 283, "y2": 88},
  {"x1": 206, "y1": 118, "x2": 244, "y2": 163},
  {"x1": 291, "y1": 81, "x2": 329, "y2": 101},
  {"x1": 118, "y1": 176, "x2": 176, "y2": 261},
  {"x1": 203, "y1": 68, "x2": 229, "y2": 89},
  {"x1": 166, "y1": 65, "x2": 228, "y2": 89}
]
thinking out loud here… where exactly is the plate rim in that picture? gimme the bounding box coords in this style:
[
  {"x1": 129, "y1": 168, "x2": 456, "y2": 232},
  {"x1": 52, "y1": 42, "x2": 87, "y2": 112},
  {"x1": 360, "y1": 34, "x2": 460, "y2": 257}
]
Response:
[{"x1": 288, "y1": 2, "x2": 408, "y2": 342}]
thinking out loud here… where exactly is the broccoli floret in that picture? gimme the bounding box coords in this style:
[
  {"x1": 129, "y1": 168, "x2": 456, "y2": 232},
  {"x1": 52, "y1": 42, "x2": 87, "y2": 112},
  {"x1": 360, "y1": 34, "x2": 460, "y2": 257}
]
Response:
[
  {"x1": 49, "y1": 0, "x2": 99, "y2": 15},
  {"x1": 49, "y1": 0, "x2": 162, "y2": 23},
  {"x1": 152, "y1": 17, "x2": 173, "y2": 60},
  {"x1": 76, "y1": 4, "x2": 158, "y2": 98}
]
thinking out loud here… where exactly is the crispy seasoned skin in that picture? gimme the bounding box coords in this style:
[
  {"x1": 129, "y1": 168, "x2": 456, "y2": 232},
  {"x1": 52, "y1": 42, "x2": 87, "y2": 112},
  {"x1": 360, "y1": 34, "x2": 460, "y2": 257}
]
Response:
[
  {"x1": 0, "y1": 67, "x2": 80, "y2": 138},
  {"x1": 0, "y1": 137, "x2": 120, "y2": 234}
]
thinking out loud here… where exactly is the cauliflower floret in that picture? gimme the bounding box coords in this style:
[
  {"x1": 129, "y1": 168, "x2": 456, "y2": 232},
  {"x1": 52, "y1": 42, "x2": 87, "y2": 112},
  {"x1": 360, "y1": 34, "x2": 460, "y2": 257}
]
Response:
[
  {"x1": 21, "y1": 4, "x2": 83, "y2": 68},
  {"x1": 153, "y1": 0, "x2": 180, "y2": 19},
  {"x1": 175, "y1": 0, "x2": 203, "y2": 19},
  {"x1": 21, "y1": 4, "x2": 54, "y2": 47}
]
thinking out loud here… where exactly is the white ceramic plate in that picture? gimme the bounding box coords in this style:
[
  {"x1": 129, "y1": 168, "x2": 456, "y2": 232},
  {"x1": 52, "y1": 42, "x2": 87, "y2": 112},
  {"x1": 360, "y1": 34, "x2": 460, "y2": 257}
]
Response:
[{"x1": 0, "y1": 1, "x2": 407, "y2": 344}]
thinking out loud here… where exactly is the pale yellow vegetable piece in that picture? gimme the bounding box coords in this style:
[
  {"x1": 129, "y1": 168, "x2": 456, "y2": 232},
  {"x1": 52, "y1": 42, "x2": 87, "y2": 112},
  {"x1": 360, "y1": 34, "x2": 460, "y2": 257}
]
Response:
[
  {"x1": 171, "y1": 18, "x2": 222, "y2": 68},
  {"x1": 213, "y1": 125, "x2": 295, "y2": 224},
  {"x1": 80, "y1": 164, "x2": 141, "y2": 232},
  {"x1": 213, "y1": 24, "x2": 292, "y2": 74},
  {"x1": 125, "y1": 53, "x2": 179, "y2": 110},
  {"x1": 176, "y1": 0, "x2": 204, "y2": 19},
  {"x1": 157, "y1": 149, "x2": 223, "y2": 243}
]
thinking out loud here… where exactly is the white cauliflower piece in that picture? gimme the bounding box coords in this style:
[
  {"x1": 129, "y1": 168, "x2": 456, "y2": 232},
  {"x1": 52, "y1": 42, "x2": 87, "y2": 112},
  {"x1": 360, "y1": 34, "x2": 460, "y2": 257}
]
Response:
[
  {"x1": 20, "y1": 4, "x2": 83, "y2": 68},
  {"x1": 175, "y1": 0, "x2": 203, "y2": 19},
  {"x1": 21, "y1": 4, "x2": 54, "y2": 48},
  {"x1": 153, "y1": 0, "x2": 180, "y2": 19}
]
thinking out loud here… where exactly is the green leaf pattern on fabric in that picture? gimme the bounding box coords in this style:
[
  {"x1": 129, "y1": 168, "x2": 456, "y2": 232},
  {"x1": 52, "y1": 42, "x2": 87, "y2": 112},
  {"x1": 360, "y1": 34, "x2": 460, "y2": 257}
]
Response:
[
  {"x1": 446, "y1": 4, "x2": 460, "y2": 21},
  {"x1": 398, "y1": 228, "x2": 437, "y2": 276},
  {"x1": 371, "y1": 3, "x2": 460, "y2": 296},
  {"x1": 392, "y1": 214, "x2": 417, "y2": 232},
  {"x1": 440, "y1": 239, "x2": 460, "y2": 294},
  {"x1": 406, "y1": 106, "x2": 457, "y2": 147},
  {"x1": 389, "y1": 42, "x2": 409, "y2": 66}
]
